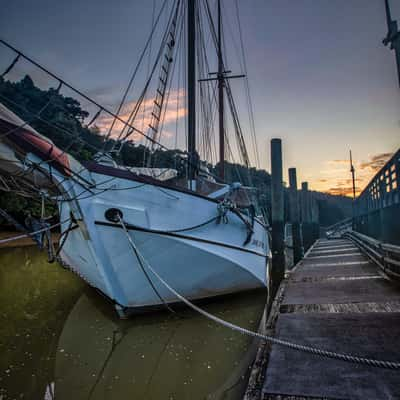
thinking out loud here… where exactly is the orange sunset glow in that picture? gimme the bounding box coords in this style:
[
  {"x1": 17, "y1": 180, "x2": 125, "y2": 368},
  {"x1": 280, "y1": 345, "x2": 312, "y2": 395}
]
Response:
[
  {"x1": 96, "y1": 89, "x2": 186, "y2": 143},
  {"x1": 310, "y1": 152, "x2": 394, "y2": 197}
]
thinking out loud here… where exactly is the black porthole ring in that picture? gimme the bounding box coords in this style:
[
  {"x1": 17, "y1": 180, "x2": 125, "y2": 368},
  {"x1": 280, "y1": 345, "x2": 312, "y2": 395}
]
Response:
[{"x1": 105, "y1": 208, "x2": 123, "y2": 223}]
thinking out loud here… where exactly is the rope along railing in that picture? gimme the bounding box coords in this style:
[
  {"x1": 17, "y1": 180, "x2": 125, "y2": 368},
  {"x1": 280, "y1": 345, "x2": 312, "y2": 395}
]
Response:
[{"x1": 118, "y1": 217, "x2": 400, "y2": 370}]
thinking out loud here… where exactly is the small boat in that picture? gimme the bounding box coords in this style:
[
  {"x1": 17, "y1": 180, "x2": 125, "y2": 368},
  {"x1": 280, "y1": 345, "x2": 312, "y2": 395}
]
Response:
[{"x1": 0, "y1": 0, "x2": 270, "y2": 317}]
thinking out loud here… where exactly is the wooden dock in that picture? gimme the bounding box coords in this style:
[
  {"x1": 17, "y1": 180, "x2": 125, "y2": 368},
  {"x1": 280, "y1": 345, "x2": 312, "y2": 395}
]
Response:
[{"x1": 245, "y1": 238, "x2": 400, "y2": 400}]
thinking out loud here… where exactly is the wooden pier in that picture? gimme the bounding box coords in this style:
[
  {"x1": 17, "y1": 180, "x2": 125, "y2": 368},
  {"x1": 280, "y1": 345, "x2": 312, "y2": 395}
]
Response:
[{"x1": 245, "y1": 237, "x2": 400, "y2": 400}]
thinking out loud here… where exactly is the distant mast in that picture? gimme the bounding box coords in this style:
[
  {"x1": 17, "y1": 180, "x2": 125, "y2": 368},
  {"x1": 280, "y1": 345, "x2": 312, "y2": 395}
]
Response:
[
  {"x1": 349, "y1": 150, "x2": 356, "y2": 200},
  {"x1": 187, "y1": 0, "x2": 196, "y2": 189}
]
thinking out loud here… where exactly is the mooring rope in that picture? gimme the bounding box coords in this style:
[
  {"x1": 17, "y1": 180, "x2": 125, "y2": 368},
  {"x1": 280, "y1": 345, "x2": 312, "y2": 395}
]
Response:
[
  {"x1": 0, "y1": 218, "x2": 70, "y2": 245},
  {"x1": 118, "y1": 216, "x2": 175, "y2": 313},
  {"x1": 118, "y1": 218, "x2": 400, "y2": 370}
]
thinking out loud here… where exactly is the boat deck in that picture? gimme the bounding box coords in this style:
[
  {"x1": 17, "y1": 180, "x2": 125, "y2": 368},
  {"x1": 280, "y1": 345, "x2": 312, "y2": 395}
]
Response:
[{"x1": 245, "y1": 238, "x2": 400, "y2": 400}]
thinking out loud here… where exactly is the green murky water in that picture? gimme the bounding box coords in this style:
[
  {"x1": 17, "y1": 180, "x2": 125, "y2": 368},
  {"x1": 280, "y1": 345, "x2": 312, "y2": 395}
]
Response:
[{"x1": 0, "y1": 246, "x2": 267, "y2": 400}]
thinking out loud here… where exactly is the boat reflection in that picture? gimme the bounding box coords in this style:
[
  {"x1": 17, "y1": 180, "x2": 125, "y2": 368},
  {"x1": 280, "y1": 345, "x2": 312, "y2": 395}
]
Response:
[{"x1": 54, "y1": 289, "x2": 267, "y2": 400}]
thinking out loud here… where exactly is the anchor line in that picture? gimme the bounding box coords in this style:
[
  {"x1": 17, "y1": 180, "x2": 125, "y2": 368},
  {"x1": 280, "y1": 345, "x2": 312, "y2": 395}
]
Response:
[
  {"x1": 118, "y1": 219, "x2": 400, "y2": 370},
  {"x1": 118, "y1": 216, "x2": 175, "y2": 314}
]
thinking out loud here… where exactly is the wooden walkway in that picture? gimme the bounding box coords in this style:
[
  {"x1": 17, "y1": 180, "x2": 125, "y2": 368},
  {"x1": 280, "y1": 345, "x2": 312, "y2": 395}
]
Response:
[{"x1": 245, "y1": 238, "x2": 400, "y2": 400}]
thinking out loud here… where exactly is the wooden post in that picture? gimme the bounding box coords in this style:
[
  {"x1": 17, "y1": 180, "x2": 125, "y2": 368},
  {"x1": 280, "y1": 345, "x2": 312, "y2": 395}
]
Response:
[
  {"x1": 300, "y1": 182, "x2": 313, "y2": 251},
  {"x1": 271, "y1": 139, "x2": 285, "y2": 294},
  {"x1": 310, "y1": 195, "x2": 320, "y2": 243},
  {"x1": 288, "y1": 168, "x2": 303, "y2": 265}
]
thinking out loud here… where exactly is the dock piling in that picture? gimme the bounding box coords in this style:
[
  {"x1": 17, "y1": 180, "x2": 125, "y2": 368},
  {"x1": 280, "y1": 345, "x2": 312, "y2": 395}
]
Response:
[
  {"x1": 288, "y1": 168, "x2": 303, "y2": 265},
  {"x1": 300, "y1": 182, "x2": 313, "y2": 251},
  {"x1": 271, "y1": 138, "x2": 285, "y2": 295}
]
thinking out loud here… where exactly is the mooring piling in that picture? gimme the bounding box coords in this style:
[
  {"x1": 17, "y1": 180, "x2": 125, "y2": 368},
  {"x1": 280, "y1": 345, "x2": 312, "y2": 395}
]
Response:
[
  {"x1": 288, "y1": 167, "x2": 303, "y2": 265},
  {"x1": 270, "y1": 138, "x2": 285, "y2": 294},
  {"x1": 310, "y1": 194, "x2": 320, "y2": 243},
  {"x1": 300, "y1": 181, "x2": 313, "y2": 251}
]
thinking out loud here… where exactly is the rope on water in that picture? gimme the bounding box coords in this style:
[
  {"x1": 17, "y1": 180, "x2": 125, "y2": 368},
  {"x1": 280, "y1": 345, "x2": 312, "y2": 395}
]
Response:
[{"x1": 118, "y1": 217, "x2": 400, "y2": 370}]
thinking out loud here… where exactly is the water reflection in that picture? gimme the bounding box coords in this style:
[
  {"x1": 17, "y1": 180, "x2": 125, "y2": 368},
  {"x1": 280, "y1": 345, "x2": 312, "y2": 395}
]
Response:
[{"x1": 0, "y1": 247, "x2": 267, "y2": 400}]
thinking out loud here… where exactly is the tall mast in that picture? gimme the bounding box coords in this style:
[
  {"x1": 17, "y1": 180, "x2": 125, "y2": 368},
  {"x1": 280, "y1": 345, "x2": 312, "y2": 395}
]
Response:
[
  {"x1": 187, "y1": 0, "x2": 196, "y2": 186},
  {"x1": 197, "y1": 0, "x2": 245, "y2": 180},
  {"x1": 383, "y1": 0, "x2": 400, "y2": 87},
  {"x1": 217, "y1": 0, "x2": 225, "y2": 180},
  {"x1": 384, "y1": 0, "x2": 393, "y2": 29}
]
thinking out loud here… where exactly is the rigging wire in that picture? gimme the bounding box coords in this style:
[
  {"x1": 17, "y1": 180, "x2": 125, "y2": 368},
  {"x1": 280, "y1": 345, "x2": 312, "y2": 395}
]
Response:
[
  {"x1": 1, "y1": 53, "x2": 20, "y2": 78},
  {"x1": 141, "y1": 0, "x2": 157, "y2": 134},
  {"x1": 0, "y1": 39, "x2": 168, "y2": 151},
  {"x1": 145, "y1": 0, "x2": 183, "y2": 161},
  {"x1": 103, "y1": 0, "x2": 169, "y2": 146},
  {"x1": 0, "y1": 0, "x2": 257, "y2": 207},
  {"x1": 202, "y1": 0, "x2": 251, "y2": 171},
  {"x1": 114, "y1": 1, "x2": 179, "y2": 146},
  {"x1": 0, "y1": 81, "x2": 62, "y2": 139},
  {"x1": 149, "y1": 1, "x2": 185, "y2": 169},
  {"x1": 234, "y1": 0, "x2": 260, "y2": 168},
  {"x1": 0, "y1": 88, "x2": 221, "y2": 210}
]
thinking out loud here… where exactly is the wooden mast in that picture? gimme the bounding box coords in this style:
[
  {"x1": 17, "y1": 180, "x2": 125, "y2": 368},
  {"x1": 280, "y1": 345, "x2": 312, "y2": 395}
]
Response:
[
  {"x1": 383, "y1": 0, "x2": 400, "y2": 87},
  {"x1": 187, "y1": 0, "x2": 196, "y2": 188},
  {"x1": 217, "y1": 0, "x2": 225, "y2": 180}
]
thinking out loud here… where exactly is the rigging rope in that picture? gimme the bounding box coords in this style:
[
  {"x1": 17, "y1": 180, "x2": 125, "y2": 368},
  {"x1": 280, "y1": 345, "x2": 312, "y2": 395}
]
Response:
[
  {"x1": 118, "y1": 215, "x2": 175, "y2": 314},
  {"x1": 113, "y1": 1, "x2": 179, "y2": 147},
  {"x1": 1, "y1": 53, "x2": 20, "y2": 78},
  {"x1": 86, "y1": 108, "x2": 102, "y2": 128},
  {"x1": 233, "y1": 0, "x2": 260, "y2": 168},
  {"x1": 103, "y1": 0, "x2": 169, "y2": 146},
  {"x1": 0, "y1": 39, "x2": 167, "y2": 150},
  {"x1": 0, "y1": 82, "x2": 63, "y2": 140}
]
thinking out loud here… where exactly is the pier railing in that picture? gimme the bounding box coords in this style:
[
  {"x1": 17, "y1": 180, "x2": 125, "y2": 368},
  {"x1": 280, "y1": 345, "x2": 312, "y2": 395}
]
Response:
[
  {"x1": 354, "y1": 149, "x2": 400, "y2": 245},
  {"x1": 345, "y1": 230, "x2": 400, "y2": 280},
  {"x1": 325, "y1": 217, "x2": 352, "y2": 238}
]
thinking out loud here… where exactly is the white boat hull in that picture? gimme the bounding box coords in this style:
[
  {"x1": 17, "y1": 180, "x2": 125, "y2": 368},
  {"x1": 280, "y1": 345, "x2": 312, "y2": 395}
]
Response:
[
  {"x1": 0, "y1": 103, "x2": 270, "y2": 316},
  {"x1": 58, "y1": 167, "x2": 270, "y2": 315}
]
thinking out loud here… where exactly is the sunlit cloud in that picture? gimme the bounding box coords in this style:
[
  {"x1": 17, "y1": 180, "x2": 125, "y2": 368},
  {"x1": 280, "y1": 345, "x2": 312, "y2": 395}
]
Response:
[
  {"x1": 94, "y1": 88, "x2": 186, "y2": 143},
  {"x1": 359, "y1": 152, "x2": 393, "y2": 172},
  {"x1": 311, "y1": 152, "x2": 394, "y2": 197}
]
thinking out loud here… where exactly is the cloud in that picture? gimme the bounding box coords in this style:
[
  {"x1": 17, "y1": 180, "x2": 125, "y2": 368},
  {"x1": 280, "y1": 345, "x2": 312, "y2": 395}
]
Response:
[
  {"x1": 85, "y1": 85, "x2": 123, "y2": 109},
  {"x1": 326, "y1": 186, "x2": 357, "y2": 197},
  {"x1": 94, "y1": 88, "x2": 186, "y2": 143},
  {"x1": 359, "y1": 152, "x2": 393, "y2": 172},
  {"x1": 327, "y1": 159, "x2": 349, "y2": 166},
  {"x1": 311, "y1": 151, "x2": 393, "y2": 197}
]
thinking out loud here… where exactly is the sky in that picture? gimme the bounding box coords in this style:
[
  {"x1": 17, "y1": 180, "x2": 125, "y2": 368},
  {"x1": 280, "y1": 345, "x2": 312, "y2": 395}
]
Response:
[{"x1": 0, "y1": 0, "x2": 399, "y2": 196}]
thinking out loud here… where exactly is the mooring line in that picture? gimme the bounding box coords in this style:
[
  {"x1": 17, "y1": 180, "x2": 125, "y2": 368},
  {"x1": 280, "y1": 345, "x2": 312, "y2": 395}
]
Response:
[
  {"x1": 0, "y1": 218, "x2": 71, "y2": 245},
  {"x1": 118, "y1": 220, "x2": 400, "y2": 370}
]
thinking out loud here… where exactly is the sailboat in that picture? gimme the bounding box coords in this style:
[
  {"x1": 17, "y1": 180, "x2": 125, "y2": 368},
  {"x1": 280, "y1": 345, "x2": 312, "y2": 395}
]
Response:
[{"x1": 0, "y1": 0, "x2": 270, "y2": 317}]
